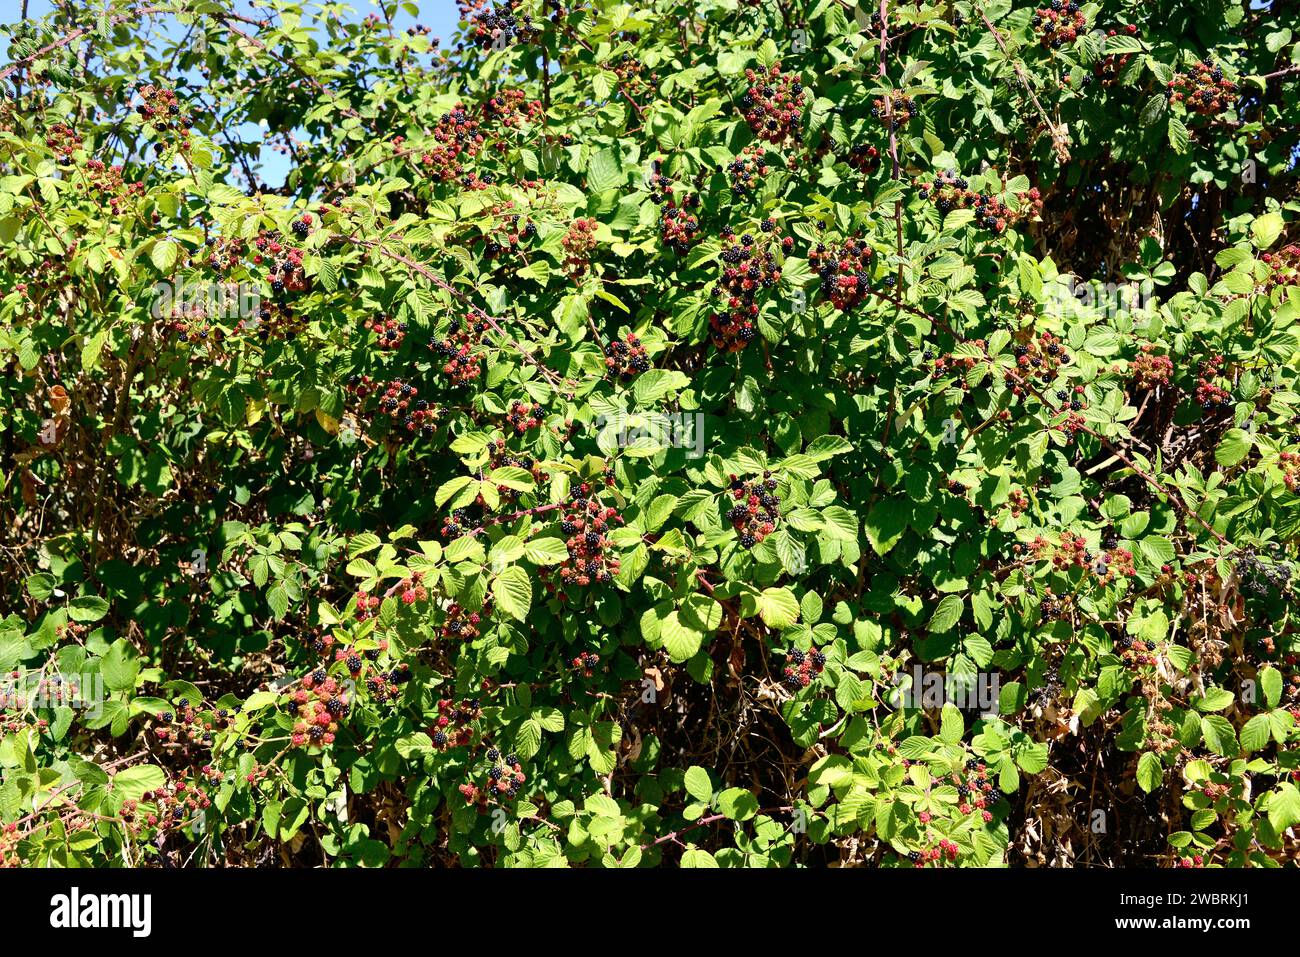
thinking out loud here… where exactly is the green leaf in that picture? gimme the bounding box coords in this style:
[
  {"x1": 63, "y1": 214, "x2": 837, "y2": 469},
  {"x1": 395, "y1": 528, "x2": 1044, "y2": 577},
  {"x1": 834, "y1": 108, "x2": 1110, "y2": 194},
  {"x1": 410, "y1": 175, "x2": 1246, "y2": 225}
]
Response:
[
  {"x1": 101, "y1": 639, "x2": 140, "y2": 692},
  {"x1": 1214, "y1": 429, "x2": 1252, "y2": 467},
  {"x1": 1260, "y1": 666, "x2": 1282, "y2": 708},
  {"x1": 114, "y1": 765, "x2": 167, "y2": 803},
  {"x1": 684, "y1": 766, "x2": 713, "y2": 802},
  {"x1": 492, "y1": 565, "x2": 533, "y2": 621},
  {"x1": 1136, "y1": 752, "x2": 1163, "y2": 793},
  {"x1": 68, "y1": 596, "x2": 110, "y2": 623},
  {"x1": 927, "y1": 594, "x2": 964, "y2": 633},
  {"x1": 717, "y1": 787, "x2": 759, "y2": 821},
  {"x1": 756, "y1": 587, "x2": 800, "y2": 629}
]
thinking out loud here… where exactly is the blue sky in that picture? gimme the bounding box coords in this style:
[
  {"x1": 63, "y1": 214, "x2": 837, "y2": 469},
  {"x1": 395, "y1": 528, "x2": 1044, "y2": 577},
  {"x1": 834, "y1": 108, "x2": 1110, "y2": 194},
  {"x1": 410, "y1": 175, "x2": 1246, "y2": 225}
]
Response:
[{"x1": 5, "y1": 1, "x2": 462, "y2": 187}]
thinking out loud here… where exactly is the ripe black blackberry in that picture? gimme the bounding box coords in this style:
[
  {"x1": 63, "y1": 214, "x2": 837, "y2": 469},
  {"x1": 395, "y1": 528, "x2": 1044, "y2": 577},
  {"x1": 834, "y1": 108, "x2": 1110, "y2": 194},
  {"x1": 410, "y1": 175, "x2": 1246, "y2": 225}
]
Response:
[
  {"x1": 346, "y1": 653, "x2": 363, "y2": 673},
  {"x1": 291, "y1": 217, "x2": 310, "y2": 239},
  {"x1": 809, "y1": 650, "x2": 826, "y2": 667},
  {"x1": 907, "y1": 851, "x2": 922, "y2": 863},
  {"x1": 505, "y1": 752, "x2": 519, "y2": 766},
  {"x1": 486, "y1": 746, "x2": 500, "y2": 762},
  {"x1": 433, "y1": 730, "x2": 449, "y2": 747},
  {"x1": 788, "y1": 649, "x2": 806, "y2": 665}
]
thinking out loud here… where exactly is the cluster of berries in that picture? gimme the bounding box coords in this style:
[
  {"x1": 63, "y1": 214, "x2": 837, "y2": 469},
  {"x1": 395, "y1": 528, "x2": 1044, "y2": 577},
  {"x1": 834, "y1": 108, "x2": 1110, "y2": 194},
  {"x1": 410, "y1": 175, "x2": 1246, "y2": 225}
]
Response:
[
  {"x1": 367, "y1": 315, "x2": 408, "y2": 349},
  {"x1": 354, "y1": 590, "x2": 382, "y2": 622},
  {"x1": 366, "y1": 664, "x2": 411, "y2": 704},
  {"x1": 569, "y1": 650, "x2": 601, "y2": 677},
  {"x1": 1092, "y1": 24, "x2": 1140, "y2": 84},
  {"x1": 431, "y1": 310, "x2": 492, "y2": 384},
  {"x1": 727, "y1": 144, "x2": 772, "y2": 196},
  {"x1": 0, "y1": 823, "x2": 19, "y2": 867},
  {"x1": 710, "y1": 224, "x2": 791, "y2": 351},
  {"x1": 782, "y1": 646, "x2": 826, "y2": 689},
  {"x1": 204, "y1": 237, "x2": 248, "y2": 272},
  {"x1": 133, "y1": 774, "x2": 212, "y2": 834},
  {"x1": 649, "y1": 175, "x2": 700, "y2": 254},
  {"x1": 739, "y1": 64, "x2": 805, "y2": 143},
  {"x1": 164, "y1": 311, "x2": 222, "y2": 348},
  {"x1": 611, "y1": 53, "x2": 656, "y2": 99},
  {"x1": 441, "y1": 601, "x2": 491, "y2": 641},
  {"x1": 1129, "y1": 343, "x2": 1173, "y2": 389},
  {"x1": 1279, "y1": 452, "x2": 1300, "y2": 494},
  {"x1": 1234, "y1": 551, "x2": 1293, "y2": 599},
  {"x1": 488, "y1": 438, "x2": 549, "y2": 498},
  {"x1": 917, "y1": 171, "x2": 1039, "y2": 233},
  {"x1": 252, "y1": 232, "x2": 308, "y2": 295},
  {"x1": 845, "y1": 142, "x2": 881, "y2": 175},
  {"x1": 440, "y1": 506, "x2": 482, "y2": 539},
  {"x1": 554, "y1": 484, "x2": 623, "y2": 588},
  {"x1": 809, "y1": 236, "x2": 875, "y2": 311},
  {"x1": 1004, "y1": 488, "x2": 1029, "y2": 520},
  {"x1": 1005, "y1": 331, "x2": 1071, "y2": 394},
  {"x1": 430, "y1": 697, "x2": 482, "y2": 750},
  {"x1": 303, "y1": 626, "x2": 336, "y2": 657},
  {"x1": 461, "y1": 749, "x2": 527, "y2": 805},
  {"x1": 506, "y1": 400, "x2": 542, "y2": 433},
  {"x1": 1032, "y1": 1, "x2": 1086, "y2": 49},
  {"x1": 135, "y1": 84, "x2": 191, "y2": 137},
  {"x1": 561, "y1": 217, "x2": 598, "y2": 277},
  {"x1": 1260, "y1": 245, "x2": 1300, "y2": 291},
  {"x1": 151, "y1": 698, "x2": 224, "y2": 749},
  {"x1": 478, "y1": 206, "x2": 538, "y2": 261},
  {"x1": 481, "y1": 88, "x2": 544, "y2": 127},
  {"x1": 396, "y1": 571, "x2": 430, "y2": 606},
  {"x1": 927, "y1": 348, "x2": 979, "y2": 390},
  {"x1": 1168, "y1": 61, "x2": 1237, "y2": 116},
  {"x1": 1039, "y1": 588, "x2": 1072, "y2": 621},
  {"x1": 342, "y1": 639, "x2": 390, "y2": 677},
  {"x1": 417, "y1": 104, "x2": 484, "y2": 182},
  {"x1": 1195, "y1": 356, "x2": 1232, "y2": 413},
  {"x1": 728, "y1": 471, "x2": 780, "y2": 548},
  {"x1": 1028, "y1": 533, "x2": 1132, "y2": 581},
  {"x1": 907, "y1": 840, "x2": 961, "y2": 866},
  {"x1": 290, "y1": 670, "x2": 349, "y2": 748},
  {"x1": 1118, "y1": 635, "x2": 1159, "y2": 667},
  {"x1": 346, "y1": 376, "x2": 438, "y2": 438},
  {"x1": 870, "y1": 91, "x2": 916, "y2": 128},
  {"x1": 83, "y1": 159, "x2": 145, "y2": 213},
  {"x1": 605, "y1": 333, "x2": 650, "y2": 379},
  {"x1": 1053, "y1": 387, "x2": 1089, "y2": 437},
  {"x1": 457, "y1": 0, "x2": 536, "y2": 48},
  {"x1": 952, "y1": 761, "x2": 1002, "y2": 817},
  {"x1": 44, "y1": 122, "x2": 81, "y2": 162}
]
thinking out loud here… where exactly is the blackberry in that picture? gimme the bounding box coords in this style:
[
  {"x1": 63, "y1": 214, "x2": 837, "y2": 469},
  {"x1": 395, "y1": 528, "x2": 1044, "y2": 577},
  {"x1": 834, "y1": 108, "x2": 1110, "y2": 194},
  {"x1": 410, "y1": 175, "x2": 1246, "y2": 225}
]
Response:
[
  {"x1": 907, "y1": 851, "x2": 922, "y2": 863},
  {"x1": 788, "y1": 649, "x2": 806, "y2": 665},
  {"x1": 346, "y1": 653, "x2": 363, "y2": 673},
  {"x1": 432, "y1": 731, "x2": 448, "y2": 747},
  {"x1": 505, "y1": 752, "x2": 518, "y2": 766},
  {"x1": 739, "y1": 532, "x2": 757, "y2": 548},
  {"x1": 809, "y1": 650, "x2": 826, "y2": 667}
]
